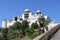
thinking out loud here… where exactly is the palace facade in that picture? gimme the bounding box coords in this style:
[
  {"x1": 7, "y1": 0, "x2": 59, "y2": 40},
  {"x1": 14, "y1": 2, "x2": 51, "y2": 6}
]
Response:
[{"x1": 2, "y1": 9, "x2": 50, "y2": 28}]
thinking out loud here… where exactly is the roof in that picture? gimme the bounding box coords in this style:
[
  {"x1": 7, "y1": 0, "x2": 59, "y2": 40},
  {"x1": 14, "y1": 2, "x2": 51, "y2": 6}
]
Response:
[
  {"x1": 36, "y1": 10, "x2": 41, "y2": 13},
  {"x1": 24, "y1": 9, "x2": 30, "y2": 12}
]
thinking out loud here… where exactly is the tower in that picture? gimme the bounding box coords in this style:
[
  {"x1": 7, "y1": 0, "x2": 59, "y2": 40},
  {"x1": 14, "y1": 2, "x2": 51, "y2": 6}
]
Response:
[
  {"x1": 2, "y1": 19, "x2": 7, "y2": 28},
  {"x1": 24, "y1": 9, "x2": 30, "y2": 19},
  {"x1": 36, "y1": 10, "x2": 41, "y2": 15}
]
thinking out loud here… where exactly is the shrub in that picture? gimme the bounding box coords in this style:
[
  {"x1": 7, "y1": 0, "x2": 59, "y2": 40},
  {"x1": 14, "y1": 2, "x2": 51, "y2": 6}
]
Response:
[
  {"x1": 25, "y1": 28, "x2": 34, "y2": 37},
  {"x1": 31, "y1": 23, "x2": 38, "y2": 29}
]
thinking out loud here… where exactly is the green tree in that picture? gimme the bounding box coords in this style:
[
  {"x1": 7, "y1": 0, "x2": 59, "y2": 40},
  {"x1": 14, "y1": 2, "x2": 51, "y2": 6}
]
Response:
[
  {"x1": 7, "y1": 22, "x2": 22, "y2": 40},
  {"x1": 0, "y1": 27, "x2": 2, "y2": 33},
  {"x1": 43, "y1": 20, "x2": 49, "y2": 27},
  {"x1": 25, "y1": 28, "x2": 34, "y2": 38},
  {"x1": 31, "y1": 23, "x2": 38, "y2": 29},
  {"x1": 21, "y1": 20, "x2": 29, "y2": 35},
  {"x1": 22, "y1": 20, "x2": 29, "y2": 28},
  {"x1": 12, "y1": 22, "x2": 21, "y2": 30},
  {"x1": 7, "y1": 29, "x2": 19, "y2": 40},
  {"x1": 0, "y1": 36, "x2": 3, "y2": 40},
  {"x1": 2, "y1": 28, "x2": 8, "y2": 40}
]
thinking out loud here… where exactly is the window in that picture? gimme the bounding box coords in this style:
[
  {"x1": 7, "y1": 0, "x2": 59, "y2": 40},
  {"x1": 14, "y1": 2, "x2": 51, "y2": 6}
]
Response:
[{"x1": 14, "y1": 17, "x2": 17, "y2": 21}]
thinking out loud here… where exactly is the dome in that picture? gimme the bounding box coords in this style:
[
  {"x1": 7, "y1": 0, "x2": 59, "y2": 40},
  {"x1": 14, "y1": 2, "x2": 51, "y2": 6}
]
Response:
[
  {"x1": 24, "y1": 9, "x2": 30, "y2": 12},
  {"x1": 36, "y1": 10, "x2": 41, "y2": 13}
]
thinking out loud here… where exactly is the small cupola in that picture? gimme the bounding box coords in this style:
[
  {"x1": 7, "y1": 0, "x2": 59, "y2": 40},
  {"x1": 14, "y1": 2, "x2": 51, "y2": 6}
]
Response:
[
  {"x1": 24, "y1": 9, "x2": 30, "y2": 19},
  {"x1": 24, "y1": 9, "x2": 30, "y2": 12},
  {"x1": 36, "y1": 10, "x2": 41, "y2": 14}
]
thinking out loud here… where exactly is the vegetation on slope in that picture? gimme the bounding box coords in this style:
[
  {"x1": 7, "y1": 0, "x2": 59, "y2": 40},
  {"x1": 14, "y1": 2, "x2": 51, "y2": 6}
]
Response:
[{"x1": 0, "y1": 20, "x2": 49, "y2": 40}]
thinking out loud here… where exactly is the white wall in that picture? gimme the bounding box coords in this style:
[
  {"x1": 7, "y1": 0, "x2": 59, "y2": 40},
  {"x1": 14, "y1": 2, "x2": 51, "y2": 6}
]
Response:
[
  {"x1": 2, "y1": 20, "x2": 7, "y2": 28},
  {"x1": 2, "y1": 10, "x2": 50, "y2": 28}
]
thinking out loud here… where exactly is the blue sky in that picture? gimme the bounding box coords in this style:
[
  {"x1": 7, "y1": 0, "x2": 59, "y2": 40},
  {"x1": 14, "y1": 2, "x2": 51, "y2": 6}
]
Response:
[{"x1": 0, "y1": 0, "x2": 60, "y2": 26}]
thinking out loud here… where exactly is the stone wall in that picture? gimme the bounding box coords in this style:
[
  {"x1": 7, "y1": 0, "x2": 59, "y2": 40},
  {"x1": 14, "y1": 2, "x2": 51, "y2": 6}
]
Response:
[{"x1": 33, "y1": 23, "x2": 60, "y2": 40}]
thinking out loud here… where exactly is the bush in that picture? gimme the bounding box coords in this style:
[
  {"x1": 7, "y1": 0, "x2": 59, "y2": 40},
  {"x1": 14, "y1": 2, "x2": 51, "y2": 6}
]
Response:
[
  {"x1": 13, "y1": 22, "x2": 21, "y2": 30},
  {"x1": 25, "y1": 28, "x2": 34, "y2": 37},
  {"x1": 31, "y1": 30, "x2": 41, "y2": 39},
  {"x1": 31, "y1": 23, "x2": 38, "y2": 29}
]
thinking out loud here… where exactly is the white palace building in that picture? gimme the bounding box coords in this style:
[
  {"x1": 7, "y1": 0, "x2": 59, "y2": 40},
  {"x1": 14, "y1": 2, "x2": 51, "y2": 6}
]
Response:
[{"x1": 2, "y1": 9, "x2": 51, "y2": 28}]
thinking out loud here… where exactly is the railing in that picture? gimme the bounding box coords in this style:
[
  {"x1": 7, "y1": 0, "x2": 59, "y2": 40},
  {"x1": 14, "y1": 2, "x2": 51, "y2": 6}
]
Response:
[{"x1": 33, "y1": 23, "x2": 60, "y2": 40}]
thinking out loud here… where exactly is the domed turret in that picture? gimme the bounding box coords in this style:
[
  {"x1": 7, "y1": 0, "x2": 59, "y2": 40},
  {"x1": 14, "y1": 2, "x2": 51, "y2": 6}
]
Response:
[
  {"x1": 36, "y1": 10, "x2": 42, "y2": 15},
  {"x1": 24, "y1": 9, "x2": 30, "y2": 12},
  {"x1": 24, "y1": 9, "x2": 30, "y2": 19},
  {"x1": 36, "y1": 10, "x2": 41, "y2": 13}
]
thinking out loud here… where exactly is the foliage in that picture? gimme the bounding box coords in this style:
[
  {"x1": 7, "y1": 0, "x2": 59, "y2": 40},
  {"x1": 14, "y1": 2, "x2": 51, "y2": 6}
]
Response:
[
  {"x1": 2, "y1": 28, "x2": 8, "y2": 40},
  {"x1": 0, "y1": 36, "x2": 3, "y2": 40},
  {"x1": 31, "y1": 23, "x2": 38, "y2": 29},
  {"x1": 31, "y1": 31, "x2": 40, "y2": 39},
  {"x1": 43, "y1": 20, "x2": 49, "y2": 27},
  {"x1": 7, "y1": 29, "x2": 20, "y2": 40},
  {"x1": 1, "y1": 20, "x2": 42, "y2": 40},
  {"x1": 21, "y1": 20, "x2": 29, "y2": 35},
  {"x1": 12, "y1": 22, "x2": 21, "y2": 30},
  {"x1": 25, "y1": 27, "x2": 41, "y2": 39},
  {"x1": 25, "y1": 28, "x2": 34, "y2": 37},
  {"x1": 0, "y1": 27, "x2": 2, "y2": 33},
  {"x1": 22, "y1": 20, "x2": 29, "y2": 28}
]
